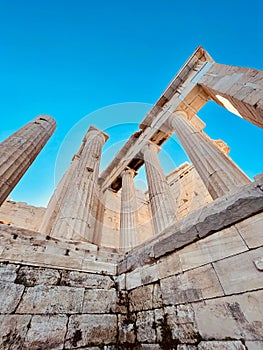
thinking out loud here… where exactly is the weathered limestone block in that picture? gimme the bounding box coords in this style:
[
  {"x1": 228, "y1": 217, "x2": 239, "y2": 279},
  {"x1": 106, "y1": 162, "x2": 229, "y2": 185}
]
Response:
[
  {"x1": 158, "y1": 225, "x2": 248, "y2": 280},
  {"x1": 118, "y1": 314, "x2": 136, "y2": 344},
  {"x1": 160, "y1": 264, "x2": 224, "y2": 305},
  {"x1": 26, "y1": 315, "x2": 68, "y2": 350},
  {"x1": 136, "y1": 310, "x2": 156, "y2": 343},
  {"x1": 115, "y1": 290, "x2": 128, "y2": 314},
  {"x1": 0, "y1": 199, "x2": 46, "y2": 232},
  {"x1": 0, "y1": 282, "x2": 24, "y2": 313},
  {"x1": 129, "y1": 284, "x2": 162, "y2": 312},
  {"x1": 165, "y1": 304, "x2": 199, "y2": 344},
  {"x1": 198, "y1": 341, "x2": 246, "y2": 349},
  {"x1": 245, "y1": 341, "x2": 263, "y2": 350},
  {"x1": 126, "y1": 268, "x2": 142, "y2": 290},
  {"x1": 82, "y1": 289, "x2": 117, "y2": 313},
  {"x1": 193, "y1": 290, "x2": 263, "y2": 341},
  {"x1": 16, "y1": 285, "x2": 84, "y2": 314},
  {"x1": 177, "y1": 345, "x2": 197, "y2": 350},
  {"x1": 159, "y1": 251, "x2": 182, "y2": 280},
  {"x1": 61, "y1": 270, "x2": 114, "y2": 289},
  {"x1": 0, "y1": 315, "x2": 31, "y2": 350},
  {"x1": 174, "y1": 226, "x2": 248, "y2": 272},
  {"x1": 141, "y1": 263, "x2": 160, "y2": 285},
  {"x1": 195, "y1": 180, "x2": 263, "y2": 239},
  {"x1": 213, "y1": 247, "x2": 263, "y2": 294},
  {"x1": 65, "y1": 314, "x2": 117, "y2": 347},
  {"x1": 140, "y1": 345, "x2": 161, "y2": 349},
  {"x1": 236, "y1": 212, "x2": 263, "y2": 248},
  {"x1": 114, "y1": 273, "x2": 126, "y2": 291},
  {"x1": 16, "y1": 266, "x2": 60, "y2": 286},
  {"x1": 0, "y1": 262, "x2": 19, "y2": 282}
]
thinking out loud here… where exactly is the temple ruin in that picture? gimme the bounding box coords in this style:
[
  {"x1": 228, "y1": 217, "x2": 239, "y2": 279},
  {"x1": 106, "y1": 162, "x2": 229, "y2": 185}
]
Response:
[{"x1": 0, "y1": 46, "x2": 263, "y2": 349}]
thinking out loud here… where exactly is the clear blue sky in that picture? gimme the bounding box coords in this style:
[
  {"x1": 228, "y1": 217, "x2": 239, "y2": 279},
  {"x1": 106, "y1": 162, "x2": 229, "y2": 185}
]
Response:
[{"x1": 0, "y1": 0, "x2": 262, "y2": 206}]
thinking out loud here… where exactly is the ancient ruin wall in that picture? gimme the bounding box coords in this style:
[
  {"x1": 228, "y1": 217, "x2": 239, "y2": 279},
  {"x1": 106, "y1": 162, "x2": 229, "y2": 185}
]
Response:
[
  {"x1": 0, "y1": 199, "x2": 45, "y2": 231},
  {"x1": 0, "y1": 177, "x2": 263, "y2": 349}
]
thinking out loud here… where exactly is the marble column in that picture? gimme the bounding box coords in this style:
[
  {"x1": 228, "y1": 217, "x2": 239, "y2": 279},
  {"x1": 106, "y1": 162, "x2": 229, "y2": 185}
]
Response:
[
  {"x1": 119, "y1": 168, "x2": 139, "y2": 252},
  {"x1": 0, "y1": 115, "x2": 56, "y2": 206},
  {"x1": 142, "y1": 141, "x2": 177, "y2": 235},
  {"x1": 39, "y1": 154, "x2": 79, "y2": 235},
  {"x1": 49, "y1": 126, "x2": 108, "y2": 242},
  {"x1": 168, "y1": 111, "x2": 251, "y2": 199}
]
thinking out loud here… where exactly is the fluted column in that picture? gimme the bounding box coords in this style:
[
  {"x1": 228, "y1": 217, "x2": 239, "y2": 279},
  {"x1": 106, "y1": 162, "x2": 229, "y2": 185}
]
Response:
[
  {"x1": 119, "y1": 168, "x2": 139, "y2": 252},
  {"x1": 49, "y1": 126, "x2": 108, "y2": 242},
  {"x1": 39, "y1": 154, "x2": 79, "y2": 235},
  {"x1": 168, "y1": 111, "x2": 251, "y2": 199},
  {"x1": 142, "y1": 142, "x2": 177, "y2": 235},
  {"x1": 0, "y1": 115, "x2": 56, "y2": 206}
]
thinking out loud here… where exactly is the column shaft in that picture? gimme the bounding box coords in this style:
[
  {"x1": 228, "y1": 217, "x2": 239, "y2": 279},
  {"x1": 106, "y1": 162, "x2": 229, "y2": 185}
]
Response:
[
  {"x1": 0, "y1": 115, "x2": 56, "y2": 206},
  {"x1": 120, "y1": 168, "x2": 138, "y2": 252},
  {"x1": 169, "y1": 112, "x2": 251, "y2": 199},
  {"x1": 39, "y1": 155, "x2": 79, "y2": 234},
  {"x1": 143, "y1": 142, "x2": 177, "y2": 235},
  {"x1": 49, "y1": 126, "x2": 108, "y2": 241}
]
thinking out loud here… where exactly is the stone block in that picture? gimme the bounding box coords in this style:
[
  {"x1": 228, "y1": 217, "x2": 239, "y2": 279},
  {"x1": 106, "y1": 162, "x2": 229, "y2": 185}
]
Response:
[
  {"x1": 126, "y1": 268, "x2": 142, "y2": 290},
  {"x1": 25, "y1": 315, "x2": 67, "y2": 349},
  {"x1": 118, "y1": 314, "x2": 136, "y2": 344},
  {"x1": 114, "y1": 273, "x2": 125, "y2": 291},
  {"x1": 0, "y1": 282, "x2": 24, "y2": 313},
  {"x1": 177, "y1": 346, "x2": 197, "y2": 350},
  {"x1": 0, "y1": 315, "x2": 31, "y2": 349},
  {"x1": 193, "y1": 290, "x2": 263, "y2": 341},
  {"x1": 16, "y1": 266, "x2": 60, "y2": 286},
  {"x1": 16, "y1": 285, "x2": 84, "y2": 314},
  {"x1": 213, "y1": 247, "x2": 263, "y2": 294},
  {"x1": 0, "y1": 263, "x2": 19, "y2": 282},
  {"x1": 141, "y1": 263, "x2": 159, "y2": 285},
  {"x1": 61, "y1": 270, "x2": 114, "y2": 289},
  {"x1": 195, "y1": 181, "x2": 263, "y2": 239},
  {"x1": 236, "y1": 212, "x2": 263, "y2": 248},
  {"x1": 177, "y1": 226, "x2": 248, "y2": 271},
  {"x1": 160, "y1": 264, "x2": 224, "y2": 305},
  {"x1": 129, "y1": 284, "x2": 162, "y2": 312},
  {"x1": 198, "y1": 341, "x2": 246, "y2": 349},
  {"x1": 81, "y1": 259, "x2": 116, "y2": 275},
  {"x1": 153, "y1": 225, "x2": 199, "y2": 258},
  {"x1": 158, "y1": 251, "x2": 182, "y2": 279},
  {"x1": 165, "y1": 304, "x2": 199, "y2": 344},
  {"x1": 82, "y1": 289, "x2": 117, "y2": 313},
  {"x1": 65, "y1": 314, "x2": 117, "y2": 347},
  {"x1": 117, "y1": 259, "x2": 127, "y2": 275},
  {"x1": 245, "y1": 341, "x2": 263, "y2": 350},
  {"x1": 136, "y1": 310, "x2": 156, "y2": 343}
]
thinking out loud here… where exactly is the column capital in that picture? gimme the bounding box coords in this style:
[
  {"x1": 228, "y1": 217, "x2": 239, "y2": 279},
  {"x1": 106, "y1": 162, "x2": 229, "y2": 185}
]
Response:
[
  {"x1": 141, "y1": 140, "x2": 161, "y2": 155},
  {"x1": 85, "y1": 125, "x2": 109, "y2": 143},
  {"x1": 121, "y1": 167, "x2": 138, "y2": 178},
  {"x1": 167, "y1": 110, "x2": 188, "y2": 130}
]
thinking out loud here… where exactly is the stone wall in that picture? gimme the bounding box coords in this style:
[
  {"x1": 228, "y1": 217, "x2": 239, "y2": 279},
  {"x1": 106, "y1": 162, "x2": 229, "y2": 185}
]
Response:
[
  {"x1": 0, "y1": 199, "x2": 45, "y2": 231},
  {"x1": 121, "y1": 212, "x2": 263, "y2": 349},
  {"x1": 0, "y1": 176, "x2": 263, "y2": 348},
  {"x1": 0, "y1": 263, "x2": 123, "y2": 349}
]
